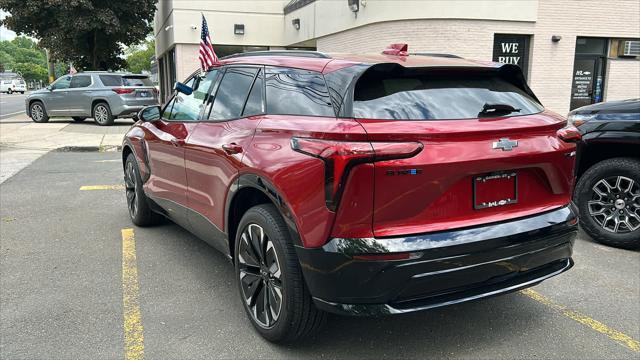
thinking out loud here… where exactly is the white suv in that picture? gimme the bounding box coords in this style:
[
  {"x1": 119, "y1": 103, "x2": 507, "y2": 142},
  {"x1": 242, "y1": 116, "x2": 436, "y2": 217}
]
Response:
[{"x1": 0, "y1": 79, "x2": 27, "y2": 94}]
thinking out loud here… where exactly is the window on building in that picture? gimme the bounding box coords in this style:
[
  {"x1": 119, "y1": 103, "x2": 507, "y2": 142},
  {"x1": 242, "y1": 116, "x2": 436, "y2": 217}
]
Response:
[
  {"x1": 609, "y1": 39, "x2": 640, "y2": 60},
  {"x1": 209, "y1": 67, "x2": 258, "y2": 121},
  {"x1": 265, "y1": 67, "x2": 334, "y2": 117},
  {"x1": 70, "y1": 75, "x2": 91, "y2": 88}
]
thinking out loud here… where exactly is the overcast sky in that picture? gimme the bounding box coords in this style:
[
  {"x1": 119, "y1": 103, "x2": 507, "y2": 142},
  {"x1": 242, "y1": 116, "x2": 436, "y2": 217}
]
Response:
[{"x1": 0, "y1": 10, "x2": 17, "y2": 41}]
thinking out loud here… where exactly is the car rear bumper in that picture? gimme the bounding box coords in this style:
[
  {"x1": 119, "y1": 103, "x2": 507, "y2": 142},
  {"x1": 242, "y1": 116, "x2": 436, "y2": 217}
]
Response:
[{"x1": 295, "y1": 204, "x2": 578, "y2": 316}]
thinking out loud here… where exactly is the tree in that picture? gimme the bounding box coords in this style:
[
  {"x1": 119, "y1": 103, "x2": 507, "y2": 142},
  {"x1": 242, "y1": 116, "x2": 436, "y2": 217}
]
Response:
[
  {"x1": 126, "y1": 40, "x2": 155, "y2": 74},
  {"x1": 0, "y1": 0, "x2": 156, "y2": 70},
  {"x1": 13, "y1": 62, "x2": 48, "y2": 82}
]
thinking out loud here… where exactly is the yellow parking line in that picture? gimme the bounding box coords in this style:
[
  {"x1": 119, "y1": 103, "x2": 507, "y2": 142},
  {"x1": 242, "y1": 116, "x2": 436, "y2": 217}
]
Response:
[
  {"x1": 122, "y1": 228, "x2": 144, "y2": 360},
  {"x1": 79, "y1": 184, "x2": 125, "y2": 191},
  {"x1": 521, "y1": 288, "x2": 640, "y2": 352}
]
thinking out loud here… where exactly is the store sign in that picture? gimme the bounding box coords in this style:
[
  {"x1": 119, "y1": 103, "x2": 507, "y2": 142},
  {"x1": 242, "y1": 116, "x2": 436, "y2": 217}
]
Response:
[{"x1": 493, "y1": 34, "x2": 530, "y2": 79}]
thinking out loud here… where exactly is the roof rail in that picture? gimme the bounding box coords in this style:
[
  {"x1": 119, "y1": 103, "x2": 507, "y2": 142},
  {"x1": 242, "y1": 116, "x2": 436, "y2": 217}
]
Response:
[
  {"x1": 410, "y1": 53, "x2": 463, "y2": 59},
  {"x1": 221, "y1": 50, "x2": 331, "y2": 60}
]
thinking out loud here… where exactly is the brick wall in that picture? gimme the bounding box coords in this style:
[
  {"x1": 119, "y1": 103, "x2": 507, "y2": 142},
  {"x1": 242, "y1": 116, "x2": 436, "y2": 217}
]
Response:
[
  {"x1": 317, "y1": 0, "x2": 640, "y2": 114},
  {"x1": 605, "y1": 60, "x2": 640, "y2": 101}
]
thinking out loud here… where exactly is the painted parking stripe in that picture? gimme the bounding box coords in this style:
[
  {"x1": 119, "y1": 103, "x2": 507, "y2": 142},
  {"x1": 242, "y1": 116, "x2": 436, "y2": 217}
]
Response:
[
  {"x1": 79, "y1": 184, "x2": 125, "y2": 191},
  {"x1": 122, "y1": 228, "x2": 145, "y2": 360},
  {"x1": 521, "y1": 289, "x2": 640, "y2": 352}
]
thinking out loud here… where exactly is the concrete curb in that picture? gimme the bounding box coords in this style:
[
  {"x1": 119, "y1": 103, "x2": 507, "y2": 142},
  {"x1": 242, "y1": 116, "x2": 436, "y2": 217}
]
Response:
[{"x1": 55, "y1": 145, "x2": 123, "y2": 153}]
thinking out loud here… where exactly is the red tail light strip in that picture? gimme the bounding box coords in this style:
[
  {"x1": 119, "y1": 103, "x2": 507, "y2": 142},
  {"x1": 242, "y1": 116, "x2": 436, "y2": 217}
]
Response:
[
  {"x1": 291, "y1": 137, "x2": 423, "y2": 211},
  {"x1": 112, "y1": 88, "x2": 135, "y2": 94}
]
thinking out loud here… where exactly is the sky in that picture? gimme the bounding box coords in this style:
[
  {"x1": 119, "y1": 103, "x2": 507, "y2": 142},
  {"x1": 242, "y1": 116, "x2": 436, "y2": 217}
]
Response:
[{"x1": 0, "y1": 10, "x2": 17, "y2": 41}]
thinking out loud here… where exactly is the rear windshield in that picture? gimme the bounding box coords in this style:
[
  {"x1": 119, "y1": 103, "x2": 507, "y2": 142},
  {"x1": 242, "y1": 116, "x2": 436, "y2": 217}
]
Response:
[
  {"x1": 99, "y1": 75, "x2": 152, "y2": 87},
  {"x1": 353, "y1": 67, "x2": 543, "y2": 120}
]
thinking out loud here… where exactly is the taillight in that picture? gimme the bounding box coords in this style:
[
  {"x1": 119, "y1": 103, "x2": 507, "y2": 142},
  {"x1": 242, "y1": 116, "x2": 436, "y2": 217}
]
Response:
[
  {"x1": 291, "y1": 137, "x2": 423, "y2": 210},
  {"x1": 112, "y1": 88, "x2": 135, "y2": 94},
  {"x1": 557, "y1": 124, "x2": 582, "y2": 143}
]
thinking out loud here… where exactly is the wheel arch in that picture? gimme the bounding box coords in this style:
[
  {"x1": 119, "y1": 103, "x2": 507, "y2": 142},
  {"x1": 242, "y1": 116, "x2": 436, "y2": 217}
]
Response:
[
  {"x1": 27, "y1": 98, "x2": 46, "y2": 116},
  {"x1": 91, "y1": 98, "x2": 110, "y2": 112},
  {"x1": 226, "y1": 174, "x2": 303, "y2": 262},
  {"x1": 578, "y1": 136, "x2": 640, "y2": 177}
]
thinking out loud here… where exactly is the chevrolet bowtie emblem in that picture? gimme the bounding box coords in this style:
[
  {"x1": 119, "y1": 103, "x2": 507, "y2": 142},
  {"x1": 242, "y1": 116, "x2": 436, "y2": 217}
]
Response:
[{"x1": 492, "y1": 138, "x2": 518, "y2": 151}]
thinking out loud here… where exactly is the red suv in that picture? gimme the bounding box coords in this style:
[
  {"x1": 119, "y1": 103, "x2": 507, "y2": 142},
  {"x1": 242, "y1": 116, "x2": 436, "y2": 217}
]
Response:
[{"x1": 123, "y1": 50, "x2": 580, "y2": 342}]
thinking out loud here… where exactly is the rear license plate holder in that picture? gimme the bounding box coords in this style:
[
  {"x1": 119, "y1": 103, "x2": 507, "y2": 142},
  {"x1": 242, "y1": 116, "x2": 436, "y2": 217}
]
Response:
[
  {"x1": 473, "y1": 172, "x2": 518, "y2": 210},
  {"x1": 138, "y1": 91, "x2": 149, "y2": 97}
]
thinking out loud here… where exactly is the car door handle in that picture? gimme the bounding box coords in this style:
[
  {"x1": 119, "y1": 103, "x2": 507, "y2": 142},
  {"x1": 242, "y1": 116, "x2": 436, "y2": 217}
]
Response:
[
  {"x1": 170, "y1": 138, "x2": 185, "y2": 147},
  {"x1": 222, "y1": 143, "x2": 243, "y2": 155}
]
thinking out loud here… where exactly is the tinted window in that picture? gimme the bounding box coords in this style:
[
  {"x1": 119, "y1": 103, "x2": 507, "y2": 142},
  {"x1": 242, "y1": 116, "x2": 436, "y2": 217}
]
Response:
[
  {"x1": 70, "y1": 75, "x2": 91, "y2": 88},
  {"x1": 265, "y1": 67, "x2": 334, "y2": 117},
  {"x1": 52, "y1": 76, "x2": 72, "y2": 90},
  {"x1": 99, "y1": 75, "x2": 122, "y2": 87},
  {"x1": 123, "y1": 76, "x2": 153, "y2": 86},
  {"x1": 353, "y1": 67, "x2": 543, "y2": 120},
  {"x1": 209, "y1": 67, "x2": 258, "y2": 121},
  {"x1": 169, "y1": 70, "x2": 219, "y2": 121},
  {"x1": 242, "y1": 69, "x2": 264, "y2": 117}
]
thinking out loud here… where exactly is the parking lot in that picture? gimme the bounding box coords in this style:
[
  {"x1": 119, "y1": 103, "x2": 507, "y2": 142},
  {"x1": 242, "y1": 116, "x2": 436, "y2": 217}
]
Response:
[{"x1": 1, "y1": 150, "x2": 638, "y2": 359}]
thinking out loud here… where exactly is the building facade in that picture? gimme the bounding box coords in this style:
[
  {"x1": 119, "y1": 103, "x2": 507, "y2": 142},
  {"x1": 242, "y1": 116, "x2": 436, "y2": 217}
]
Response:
[{"x1": 154, "y1": 0, "x2": 640, "y2": 114}]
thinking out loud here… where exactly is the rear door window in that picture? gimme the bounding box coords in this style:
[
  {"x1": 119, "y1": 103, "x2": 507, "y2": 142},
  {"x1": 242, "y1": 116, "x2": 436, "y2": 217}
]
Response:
[
  {"x1": 265, "y1": 67, "x2": 334, "y2": 117},
  {"x1": 353, "y1": 67, "x2": 543, "y2": 120},
  {"x1": 208, "y1": 67, "x2": 258, "y2": 121},
  {"x1": 70, "y1": 75, "x2": 92, "y2": 88}
]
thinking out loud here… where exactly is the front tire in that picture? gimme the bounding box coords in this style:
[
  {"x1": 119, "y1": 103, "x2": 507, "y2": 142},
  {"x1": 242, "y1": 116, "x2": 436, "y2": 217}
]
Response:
[
  {"x1": 574, "y1": 157, "x2": 640, "y2": 249},
  {"x1": 30, "y1": 101, "x2": 49, "y2": 123},
  {"x1": 124, "y1": 154, "x2": 161, "y2": 226},
  {"x1": 7, "y1": 89, "x2": 12, "y2": 94},
  {"x1": 93, "y1": 103, "x2": 114, "y2": 126},
  {"x1": 234, "y1": 204, "x2": 325, "y2": 343}
]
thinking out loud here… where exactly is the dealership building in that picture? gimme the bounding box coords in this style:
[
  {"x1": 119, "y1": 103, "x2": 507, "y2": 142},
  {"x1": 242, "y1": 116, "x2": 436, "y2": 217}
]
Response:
[{"x1": 154, "y1": 0, "x2": 640, "y2": 114}]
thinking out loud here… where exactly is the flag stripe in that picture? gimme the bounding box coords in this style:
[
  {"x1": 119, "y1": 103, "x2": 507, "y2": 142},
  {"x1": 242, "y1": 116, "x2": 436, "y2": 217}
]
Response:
[{"x1": 199, "y1": 15, "x2": 219, "y2": 71}]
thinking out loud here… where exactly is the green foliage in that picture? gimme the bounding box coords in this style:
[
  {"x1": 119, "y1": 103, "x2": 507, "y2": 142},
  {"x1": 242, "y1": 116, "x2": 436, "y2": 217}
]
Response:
[
  {"x1": 0, "y1": 0, "x2": 156, "y2": 70},
  {"x1": 0, "y1": 36, "x2": 49, "y2": 81},
  {"x1": 13, "y1": 62, "x2": 47, "y2": 82},
  {"x1": 126, "y1": 40, "x2": 155, "y2": 74}
]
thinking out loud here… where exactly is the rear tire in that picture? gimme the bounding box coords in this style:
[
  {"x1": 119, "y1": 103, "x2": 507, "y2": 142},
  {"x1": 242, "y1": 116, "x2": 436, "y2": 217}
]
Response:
[
  {"x1": 7, "y1": 89, "x2": 12, "y2": 94},
  {"x1": 72, "y1": 117, "x2": 87, "y2": 122},
  {"x1": 234, "y1": 204, "x2": 326, "y2": 343},
  {"x1": 29, "y1": 101, "x2": 49, "y2": 123},
  {"x1": 93, "y1": 102, "x2": 114, "y2": 126},
  {"x1": 124, "y1": 154, "x2": 161, "y2": 226},
  {"x1": 574, "y1": 157, "x2": 640, "y2": 249}
]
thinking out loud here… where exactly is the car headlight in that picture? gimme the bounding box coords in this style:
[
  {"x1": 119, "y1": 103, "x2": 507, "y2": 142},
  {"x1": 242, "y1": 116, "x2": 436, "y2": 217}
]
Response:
[{"x1": 567, "y1": 113, "x2": 595, "y2": 127}]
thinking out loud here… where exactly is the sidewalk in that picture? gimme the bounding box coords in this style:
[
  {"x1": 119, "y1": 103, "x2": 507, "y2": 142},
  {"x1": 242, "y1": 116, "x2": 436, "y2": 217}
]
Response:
[{"x1": 0, "y1": 114, "x2": 131, "y2": 183}]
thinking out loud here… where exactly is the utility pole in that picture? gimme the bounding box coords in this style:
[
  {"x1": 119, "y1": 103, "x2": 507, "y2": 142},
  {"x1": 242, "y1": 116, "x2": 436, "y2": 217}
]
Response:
[{"x1": 45, "y1": 48, "x2": 55, "y2": 84}]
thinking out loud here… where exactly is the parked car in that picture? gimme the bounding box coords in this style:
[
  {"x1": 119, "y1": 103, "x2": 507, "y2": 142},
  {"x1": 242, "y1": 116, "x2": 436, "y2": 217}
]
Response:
[
  {"x1": 0, "y1": 79, "x2": 26, "y2": 94},
  {"x1": 25, "y1": 72, "x2": 158, "y2": 126},
  {"x1": 570, "y1": 99, "x2": 640, "y2": 249},
  {"x1": 122, "y1": 49, "x2": 580, "y2": 342}
]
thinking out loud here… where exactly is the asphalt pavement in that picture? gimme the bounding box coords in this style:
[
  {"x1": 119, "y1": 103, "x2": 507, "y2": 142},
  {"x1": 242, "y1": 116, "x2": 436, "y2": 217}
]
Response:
[
  {"x1": 0, "y1": 92, "x2": 28, "y2": 120},
  {"x1": 0, "y1": 151, "x2": 638, "y2": 359}
]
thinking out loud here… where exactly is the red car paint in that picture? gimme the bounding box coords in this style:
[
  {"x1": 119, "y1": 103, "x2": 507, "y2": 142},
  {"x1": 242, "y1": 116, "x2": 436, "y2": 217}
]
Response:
[{"x1": 123, "y1": 52, "x2": 578, "y2": 253}]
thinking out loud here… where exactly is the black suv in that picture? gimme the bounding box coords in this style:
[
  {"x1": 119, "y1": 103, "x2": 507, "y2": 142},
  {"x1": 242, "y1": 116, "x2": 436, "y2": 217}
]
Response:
[{"x1": 571, "y1": 99, "x2": 640, "y2": 249}]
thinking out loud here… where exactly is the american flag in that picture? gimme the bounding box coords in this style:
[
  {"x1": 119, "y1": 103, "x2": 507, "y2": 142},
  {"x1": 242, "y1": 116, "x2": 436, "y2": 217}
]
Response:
[{"x1": 199, "y1": 14, "x2": 219, "y2": 71}]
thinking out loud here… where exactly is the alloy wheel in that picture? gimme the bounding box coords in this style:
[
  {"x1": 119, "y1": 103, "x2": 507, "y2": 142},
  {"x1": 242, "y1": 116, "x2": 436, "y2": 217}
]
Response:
[
  {"x1": 124, "y1": 160, "x2": 138, "y2": 218},
  {"x1": 237, "y1": 223, "x2": 283, "y2": 329},
  {"x1": 31, "y1": 104, "x2": 44, "y2": 122},
  {"x1": 588, "y1": 176, "x2": 640, "y2": 233},
  {"x1": 94, "y1": 105, "x2": 109, "y2": 124}
]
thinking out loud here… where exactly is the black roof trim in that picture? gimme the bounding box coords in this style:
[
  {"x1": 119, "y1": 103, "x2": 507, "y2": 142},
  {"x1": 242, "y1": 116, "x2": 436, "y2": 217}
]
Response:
[
  {"x1": 284, "y1": 0, "x2": 316, "y2": 14},
  {"x1": 221, "y1": 50, "x2": 331, "y2": 60}
]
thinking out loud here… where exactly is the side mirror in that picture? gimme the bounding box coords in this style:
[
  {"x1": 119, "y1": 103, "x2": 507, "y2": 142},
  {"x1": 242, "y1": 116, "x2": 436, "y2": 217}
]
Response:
[
  {"x1": 47, "y1": 86, "x2": 53, "y2": 91},
  {"x1": 173, "y1": 81, "x2": 193, "y2": 96},
  {"x1": 137, "y1": 105, "x2": 161, "y2": 122}
]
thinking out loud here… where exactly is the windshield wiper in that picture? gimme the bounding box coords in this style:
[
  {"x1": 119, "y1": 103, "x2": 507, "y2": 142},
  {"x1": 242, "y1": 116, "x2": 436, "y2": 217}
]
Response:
[{"x1": 478, "y1": 103, "x2": 521, "y2": 117}]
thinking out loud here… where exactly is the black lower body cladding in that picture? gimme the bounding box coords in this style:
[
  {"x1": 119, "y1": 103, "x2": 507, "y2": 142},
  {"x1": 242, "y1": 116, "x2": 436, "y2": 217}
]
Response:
[{"x1": 295, "y1": 205, "x2": 578, "y2": 316}]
